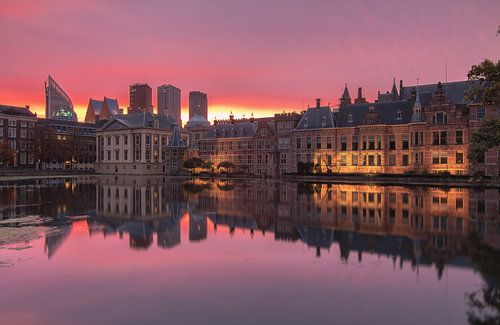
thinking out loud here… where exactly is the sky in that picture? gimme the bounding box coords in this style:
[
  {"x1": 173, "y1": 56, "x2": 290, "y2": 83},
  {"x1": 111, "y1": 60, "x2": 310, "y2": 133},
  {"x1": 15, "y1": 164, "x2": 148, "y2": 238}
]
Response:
[{"x1": 0, "y1": 0, "x2": 499, "y2": 123}]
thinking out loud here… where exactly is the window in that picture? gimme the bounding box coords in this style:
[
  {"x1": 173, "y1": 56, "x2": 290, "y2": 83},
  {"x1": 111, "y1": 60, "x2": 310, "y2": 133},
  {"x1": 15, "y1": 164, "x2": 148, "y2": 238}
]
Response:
[
  {"x1": 296, "y1": 138, "x2": 301, "y2": 149},
  {"x1": 402, "y1": 155, "x2": 409, "y2": 166},
  {"x1": 352, "y1": 154, "x2": 358, "y2": 166},
  {"x1": 432, "y1": 152, "x2": 448, "y2": 164},
  {"x1": 340, "y1": 155, "x2": 346, "y2": 166},
  {"x1": 124, "y1": 150, "x2": 128, "y2": 160},
  {"x1": 456, "y1": 152, "x2": 464, "y2": 164},
  {"x1": 306, "y1": 136, "x2": 311, "y2": 149},
  {"x1": 352, "y1": 134, "x2": 358, "y2": 150},
  {"x1": 388, "y1": 154, "x2": 396, "y2": 166},
  {"x1": 124, "y1": 135, "x2": 128, "y2": 145},
  {"x1": 456, "y1": 130, "x2": 463, "y2": 144},
  {"x1": 107, "y1": 151, "x2": 111, "y2": 161},
  {"x1": 368, "y1": 155, "x2": 375, "y2": 166},
  {"x1": 107, "y1": 136, "x2": 111, "y2": 145},
  {"x1": 321, "y1": 116, "x2": 326, "y2": 127},
  {"x1": 327, "y1": 137, "x2": 332, "y2": 149},
  {"x1": 369, "y1": 135, "x2": 375, "y2": 150},
  {"x1": 340, "y1": 136, "x2": 347, "y2": 151},
  {"x1": 8, "y1": 128, "x2": 16, "y2": 138},
  {"x1": 433, "y1": 112, "x2": 448, "y2": 124},
  {"x1": 304, "y1": 118, "x2": 308, "y2": 128},
  {"x1": 20, "y1": 129, "x2": 27, "y2": 138},
  {"x1": 115, "y1": 136, "x2": 120, "y2": 145},
  {"x1": 280, "y1": 153, "x2": 287, "y2": 165},
  {"x1": 115, "y1": 150, "x2": 119, "y2": 160},
  {"x1": 348, "y1": 113, "x2": 353, "y2": 123},
  {"x1": 402, "y1": 134, "x2": 409, "y2": 150},
  {"x1": 456, "y1": 198, "x2": 464, "y2": 210},
  {"x1": 316, "y1": 137, "x2": 321, "y2": 149},
  {"x1": 476, "y1": 107, "x2": 485, "y2": 121},
  {"x1": 389, "y1": 135, "x2": 396, "y2": 150},
  {"x1": 440, "y1": 131, "x2": 447, "y2": 145},
  {"x1": 396, "y1": 111, "x2": 403, "y2": 119},
  {"x1": 8, "y1": 120, "x2": 16, "y2": 126}
]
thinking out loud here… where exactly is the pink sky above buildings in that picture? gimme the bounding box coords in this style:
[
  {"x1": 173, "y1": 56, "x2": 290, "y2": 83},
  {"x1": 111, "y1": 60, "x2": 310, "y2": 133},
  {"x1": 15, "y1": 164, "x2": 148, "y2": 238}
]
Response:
[{"x1": 0, "y1": 0, "x2": 499, "y2": 122}]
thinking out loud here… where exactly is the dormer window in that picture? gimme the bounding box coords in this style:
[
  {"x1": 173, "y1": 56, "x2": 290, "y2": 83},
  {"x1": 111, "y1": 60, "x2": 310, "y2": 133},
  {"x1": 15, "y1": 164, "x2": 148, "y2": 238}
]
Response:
[
  {"x1": 154, "y1": 120, "x2": 159, "y2": 128},
  {"x1": 222, "y1": 129, "x2": 226, "y2": 136},
  {"x1": 321, "y1": 116, "x2": 326, "y2": 127},
  {"x1": 396, "y1": 111, "x2": 403, "y2": 120},
  {"x1": 433, "y1": 112, "x2": 448, "y2": 125},
  {"x1": 348, "y1": 113, "x2": 353, "y2": 123},
  {"x1": 304, "y1": 117, "x2": 308, "y2": 128}
]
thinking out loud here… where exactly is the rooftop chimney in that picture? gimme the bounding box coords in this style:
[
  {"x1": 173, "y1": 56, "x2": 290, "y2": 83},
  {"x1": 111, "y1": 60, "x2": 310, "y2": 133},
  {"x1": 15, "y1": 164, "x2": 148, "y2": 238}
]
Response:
[{"x1": 316, "y1": 98, "x2": 321, "y2": 108}]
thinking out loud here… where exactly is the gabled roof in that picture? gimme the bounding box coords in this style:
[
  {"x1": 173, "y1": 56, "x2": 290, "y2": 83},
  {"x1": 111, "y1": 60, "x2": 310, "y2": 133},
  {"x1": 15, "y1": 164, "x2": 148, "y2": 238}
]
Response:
[
  {"x1": 0, "y1": 104, "x2": 36, "y2": 117},
  {"x1": 296, "y1": 106, "x2": 335, "y2": 130},
  {"x1": 337, "y1": 100, "x2": 413, "y2": 127},
  {"x1": 167, "y1": 126, "x2": 186, "y2": 147},
  {"x1": 88, "y1": 99, "x2": 103, "y2": 115},
  {"x1": 99, "y1": 112, "x2": 176, "y2": 131},
  {"x1": 103, "y1": 97, "x2": 120, "y2": 115},
  {"x1": 202, "y1": 122, "x2": 256, "y2": 139}
]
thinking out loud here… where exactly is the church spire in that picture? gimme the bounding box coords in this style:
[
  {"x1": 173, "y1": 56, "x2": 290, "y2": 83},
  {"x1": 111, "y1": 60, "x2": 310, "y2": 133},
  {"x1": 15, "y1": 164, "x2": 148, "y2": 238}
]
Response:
[
  {"x1": 339, "y1": 83, "x2": 352, "y2": 107},
  {"x1": 412, "y1": 79, "x2": 423, "y2": 122},
  {"x1": 391, "y1": 77, "x2": 399, "y2": 100}
]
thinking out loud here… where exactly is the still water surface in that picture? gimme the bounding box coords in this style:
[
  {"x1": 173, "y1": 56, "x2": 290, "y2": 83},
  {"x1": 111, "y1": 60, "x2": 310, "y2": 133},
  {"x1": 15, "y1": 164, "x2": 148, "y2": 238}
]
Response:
[{"x1": 1, "y1": 176, "x2": 499, "y2": 324}]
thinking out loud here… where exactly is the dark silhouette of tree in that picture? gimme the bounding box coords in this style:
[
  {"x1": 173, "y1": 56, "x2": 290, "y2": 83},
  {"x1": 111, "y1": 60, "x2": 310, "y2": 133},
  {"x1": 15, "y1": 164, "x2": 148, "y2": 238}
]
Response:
[
  {"x1": 217, "y1": 161, "x2": 235, "y2": 172},
  {"x1": 183, "y1": 157, "x2": 209, "y2": 170},
  {"x1": 467, "y1": 59, "x2": 500, "y2": 164},
  {"x1": 0, "y1": 140, "x2": 15, "y2": 167}
]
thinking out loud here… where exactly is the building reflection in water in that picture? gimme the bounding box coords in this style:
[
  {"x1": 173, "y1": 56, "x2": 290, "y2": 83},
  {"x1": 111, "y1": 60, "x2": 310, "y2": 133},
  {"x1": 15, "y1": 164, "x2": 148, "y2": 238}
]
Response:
[
  {"x1": 3, "y1": 175, "x2": 500, "y2": 280},
  {"x1": 91, "y1": 176, "x2": 500, "y2": 280}
]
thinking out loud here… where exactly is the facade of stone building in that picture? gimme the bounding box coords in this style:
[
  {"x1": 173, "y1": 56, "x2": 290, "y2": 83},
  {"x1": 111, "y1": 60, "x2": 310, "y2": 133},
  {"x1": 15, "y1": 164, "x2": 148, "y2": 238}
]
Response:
[
  {"x1": 95, "y1": 112, "x2": 189, "y2": 175},
  {"x1": 0, "y1": 104, "x2": 37, "y2": 168},
  {"x1": 193, "y1": 80, "x2": 494, "y2": 177},
  {"x1": 36, "y1": 118, "x2": 97, "y2": 170}
]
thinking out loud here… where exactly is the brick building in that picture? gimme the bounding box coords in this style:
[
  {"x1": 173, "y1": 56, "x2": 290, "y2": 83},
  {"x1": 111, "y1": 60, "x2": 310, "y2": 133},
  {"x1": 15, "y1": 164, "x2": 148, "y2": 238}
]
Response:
[{"x1": 0, "y1": 104, "x2": 36, "y2": 168}]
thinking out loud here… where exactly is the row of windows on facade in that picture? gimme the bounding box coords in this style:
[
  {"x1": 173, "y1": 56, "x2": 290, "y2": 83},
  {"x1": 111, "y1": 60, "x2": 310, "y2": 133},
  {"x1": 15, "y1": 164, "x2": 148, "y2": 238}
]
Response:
[
  {"x1": 295, "y1": 151, "x2": 465, "y2": 166},
  {"x1": 50, "y1": 124, "x2": 95, "y2": 135},
  {"x1": 99, "y1": 134, "x2": 168, "y2": 147},
  {"x1": 294, "y1": 130, "x2": 464, "y2": 151},
  {"x1": 99, "y1": 148, "x2": 166, "y2": 162},
  {"x1": 0, "y1": 128, "x2": 30, "y2": 138},
  {"x1": 0, "y1": 119, "x2": 34, "y2": 127},
  {"x1": 201, "y1": 139, "x2": 272, "y2": 151}
]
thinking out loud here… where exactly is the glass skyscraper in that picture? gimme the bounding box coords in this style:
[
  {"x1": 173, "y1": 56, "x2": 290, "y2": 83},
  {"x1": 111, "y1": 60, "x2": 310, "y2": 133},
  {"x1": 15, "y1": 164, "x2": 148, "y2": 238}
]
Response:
[{"x1": 45, "y1": 75, "x2": 77, "y2": 121}]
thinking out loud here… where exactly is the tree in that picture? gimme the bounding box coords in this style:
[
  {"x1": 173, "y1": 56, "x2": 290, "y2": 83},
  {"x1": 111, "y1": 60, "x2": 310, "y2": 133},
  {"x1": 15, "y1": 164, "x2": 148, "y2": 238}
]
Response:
[
  {"x1": 183, "y1": 157, "x2": 209, "y2": 172},
  {"x1": 467, "y1": 60, "x2": 500, "y2": 164},
  {"x1": 467, "y1": 59, "x2": 500, "y2": 106},
  {"x1": 217, "y1": 161, "x2": 235, "y2": 170},
  {"x1": 469, "y1": 119, "x2": 500, "y2": 164},
  {"x1": 0, "y1": 141, "x2": 15, "y2": 167}
]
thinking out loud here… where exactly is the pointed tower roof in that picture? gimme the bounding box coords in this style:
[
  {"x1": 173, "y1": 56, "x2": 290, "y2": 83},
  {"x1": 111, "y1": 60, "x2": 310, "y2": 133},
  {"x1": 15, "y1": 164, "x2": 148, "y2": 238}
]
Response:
[
  {"x1": 168, "y1": 126, "x2": 186, "y2": 147},
  {"x1": 391, "y1": 78, "x2": 399, "y2": 99},
  {"x1": 412, "y1": 84, "x2": 423, "y2": 122},
  {"x1": 342, "y1": 83, "x2": 351, "y2": 100}
]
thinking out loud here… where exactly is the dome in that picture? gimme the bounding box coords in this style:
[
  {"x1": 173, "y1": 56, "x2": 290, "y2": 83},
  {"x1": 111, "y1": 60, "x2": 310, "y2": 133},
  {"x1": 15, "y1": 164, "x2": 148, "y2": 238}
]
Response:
[{"x1": 186, "y1": 115, "x2": 210, "y2": 128}]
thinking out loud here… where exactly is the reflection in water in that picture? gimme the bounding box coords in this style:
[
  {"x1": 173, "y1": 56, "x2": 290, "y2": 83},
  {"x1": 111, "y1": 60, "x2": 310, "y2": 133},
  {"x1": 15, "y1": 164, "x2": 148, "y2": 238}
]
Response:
[{"x1": 2, "y1": 176, "x2": 500, "y2": 324}]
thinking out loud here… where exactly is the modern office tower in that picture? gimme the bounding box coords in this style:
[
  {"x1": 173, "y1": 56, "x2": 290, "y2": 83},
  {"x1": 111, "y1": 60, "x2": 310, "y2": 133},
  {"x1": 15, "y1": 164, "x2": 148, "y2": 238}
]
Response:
[
  {"x1": 189, "y1": 91, "x2": 208, "y2": 120},
  {"x1": 44, "y1": 75, "x2": 78, "y2": 121},
  {"x1": 129, "y1": 83, "x2": 153, "y2": 114},
  {"x1": 157, "y1": 84, "x2": 181, "y2": 126}
]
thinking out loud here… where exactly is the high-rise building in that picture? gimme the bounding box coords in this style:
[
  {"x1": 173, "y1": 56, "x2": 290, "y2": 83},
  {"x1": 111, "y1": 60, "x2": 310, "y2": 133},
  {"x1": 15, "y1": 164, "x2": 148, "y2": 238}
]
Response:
[
  {"x1": 129, "y1": 83, "x2": 153, "y2": 114},
  {"x1": 157, "y1": 84, "x2": 181, "y2": 126},
  {"x1": 44, "y1": 75, "x2": 78, "y2": 121},
  {"x1": 189, "y1": 91, "x2": 208, "y2": 120}
]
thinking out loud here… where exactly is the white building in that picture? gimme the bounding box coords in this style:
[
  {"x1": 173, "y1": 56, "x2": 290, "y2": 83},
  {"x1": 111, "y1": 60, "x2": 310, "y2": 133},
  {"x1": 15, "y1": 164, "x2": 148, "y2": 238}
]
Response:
[{"x1": 95, "y1": 112, "x2": 189, "y2": 175}]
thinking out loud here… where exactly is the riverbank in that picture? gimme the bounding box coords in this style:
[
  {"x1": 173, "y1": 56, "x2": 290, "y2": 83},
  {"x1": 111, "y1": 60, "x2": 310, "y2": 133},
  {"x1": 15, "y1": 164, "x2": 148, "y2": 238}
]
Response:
[
  {"x1": 1, "y1": 170, "x2": 499, "y2": 188},
  {"x1": 282, "y1": 173, "x2": 500, "y2": 188},
  {"x1": 0, "y1": 170, "x2": 94, "y2": 182}
]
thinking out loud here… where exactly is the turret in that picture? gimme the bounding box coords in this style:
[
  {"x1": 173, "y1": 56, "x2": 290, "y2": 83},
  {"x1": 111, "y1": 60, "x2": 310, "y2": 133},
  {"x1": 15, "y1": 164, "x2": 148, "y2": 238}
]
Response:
[{"x1": 339, "y1": 83, "x2": 351, "y2": 107}]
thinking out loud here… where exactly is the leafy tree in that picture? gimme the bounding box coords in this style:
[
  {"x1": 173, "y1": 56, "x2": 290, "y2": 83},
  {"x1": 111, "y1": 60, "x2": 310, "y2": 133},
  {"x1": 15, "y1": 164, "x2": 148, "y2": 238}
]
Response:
[
  {"x1": 217, "y1": 161, "x2": 235, "y2": 170},
  {"x1": 183, "y1": 157, "x2": 209, "y2": 170},
  {"x1": 467, "y1": 59, "x2": 500, "y2": 106},
  {"x1": 467, "y1": 60, "x2": 500, "y2": 164},
  {"x1": 0, "y1": 141, "x2": 15, "y2": 167},
  {"x1": 469, "y1": 119, "x2": 500, "y2": 163}
]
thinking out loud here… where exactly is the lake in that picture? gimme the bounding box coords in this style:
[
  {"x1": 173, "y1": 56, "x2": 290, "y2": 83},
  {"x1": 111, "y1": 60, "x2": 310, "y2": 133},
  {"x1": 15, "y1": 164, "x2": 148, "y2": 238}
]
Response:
[{"x1": 1, "y1": 176, "x2": 499, "y2": 324}]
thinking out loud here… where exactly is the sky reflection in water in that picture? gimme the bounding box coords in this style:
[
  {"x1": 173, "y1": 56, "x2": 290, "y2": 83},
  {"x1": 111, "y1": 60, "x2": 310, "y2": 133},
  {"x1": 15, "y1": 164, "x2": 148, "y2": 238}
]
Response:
[{"x1": 0, "y1": 176, "x2": 499, "y2": 325}]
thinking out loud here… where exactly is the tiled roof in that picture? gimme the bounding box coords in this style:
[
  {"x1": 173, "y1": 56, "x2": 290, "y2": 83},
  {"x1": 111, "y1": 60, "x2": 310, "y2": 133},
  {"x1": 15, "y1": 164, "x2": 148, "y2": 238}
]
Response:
[
  {"x1": 336, "y1": 100, "x2": 413, "y2": 127},
  {"x1": 401, "y1": 80, "x2": 484, "y2": 106},
  {"x1": 0, "y1": 104, "x2": 36, "y2": 117},
  {"x1": 296, "y1": 106, "x2": 335, "y2": 130},
  {"x1": 202, "y1": 122, "x2": 256, "y2": 139},
  {"x1": 100, "y1": 112, "x2": 176, "y2": 130}
]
